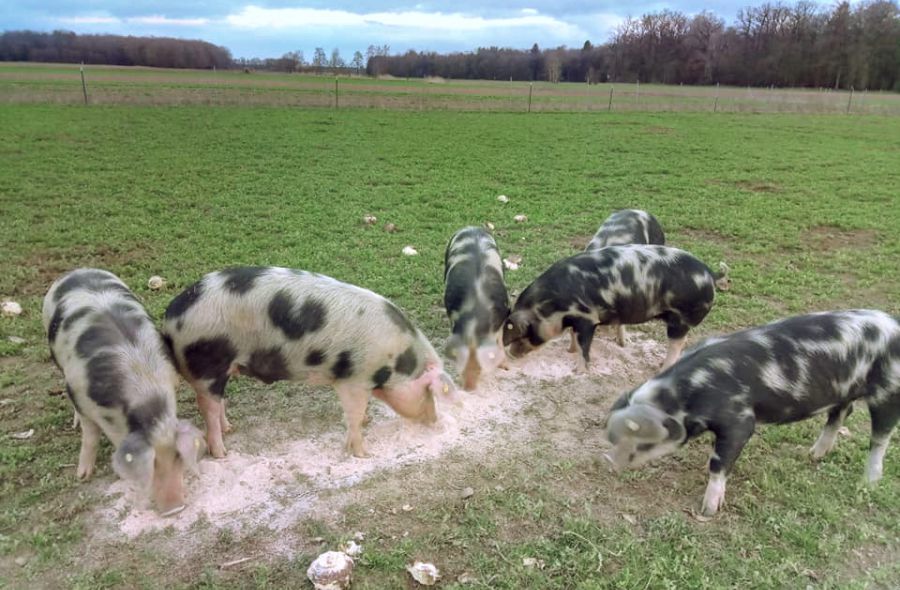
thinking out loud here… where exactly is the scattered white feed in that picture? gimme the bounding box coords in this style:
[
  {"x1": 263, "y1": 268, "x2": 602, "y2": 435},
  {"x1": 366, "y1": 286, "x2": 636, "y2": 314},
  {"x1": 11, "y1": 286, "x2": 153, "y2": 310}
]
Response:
[
  {"x1": 363, "y1": 215, "x2": 378, "y2": 225},
  {"x1": 484, "y1": 221, "x2": 495, "y2": 231},
  {"x1": 496, "y1": 195, "x2": 509, "y2": 203},
  {"x1": 147, "y1": 276, "x2": 166, "y2": 291},
  {"x1": 513, "y1": 214, "x2": 528, "y2": 223},
  {"x1": 503, "y1": 259, "x2": 519, "y2": 271},
  {"x1": 1, "y1": 301, "x2": 23, "y2": 317},
  {"x1": 7, "y1": 336, "x2": 26, "y2": 344},
  {"x1": 402, "y1": 246, "x2": 419, "y2": 256},
  {"x1": 342, "y1": 540, "x2": 363, "y2": 557},
  {"x1": 407, "y1": 561, "x2": 440, "y2": 585},
  {"x1": 307, "y1": 551, "x2": 354, "y2": 590},
  {"x1": 10, "y1": 429, "x2": 34, "y2": 440},
  {"x1": 384, "y1": 222, "x2": 397, "y2": 233}
]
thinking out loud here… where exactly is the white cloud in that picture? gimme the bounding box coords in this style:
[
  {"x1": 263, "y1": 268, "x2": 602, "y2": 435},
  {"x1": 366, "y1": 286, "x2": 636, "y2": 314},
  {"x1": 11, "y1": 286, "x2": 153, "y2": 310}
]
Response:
[
  {"x1": 226, "y1": 5, "x2": 584, "y2": 38},
  {"x1": 521, "y1": 8, "x2": 539, "y2": 16},
  {"x1": 59, "y1": 16, "x2": 121, "y2": 25},
  {"x1": 126, "y1": 16, "x2": 210, "y2": 26}
]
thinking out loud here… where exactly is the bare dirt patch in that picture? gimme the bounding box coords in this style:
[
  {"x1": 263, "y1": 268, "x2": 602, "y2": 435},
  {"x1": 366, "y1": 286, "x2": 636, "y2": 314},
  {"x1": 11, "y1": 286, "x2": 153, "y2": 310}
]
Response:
[
  {"x1": 807, "y1": 225, "x2": 879, "y2": 253},
  {"x1": 88, "y1": 331, "x2": 668, "y2": 554}
]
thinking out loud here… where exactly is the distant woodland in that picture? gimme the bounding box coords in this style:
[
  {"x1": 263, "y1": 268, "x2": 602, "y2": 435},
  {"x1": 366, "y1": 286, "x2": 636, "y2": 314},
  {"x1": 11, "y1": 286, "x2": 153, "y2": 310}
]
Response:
[{"x1": 2, "y1": 1, "x2": 898, "y2": 90}]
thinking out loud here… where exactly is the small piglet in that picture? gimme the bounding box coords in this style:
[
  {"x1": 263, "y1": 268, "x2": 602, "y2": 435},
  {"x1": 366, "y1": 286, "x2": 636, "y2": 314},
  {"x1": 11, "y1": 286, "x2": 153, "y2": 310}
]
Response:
[
  {"x1": 43, "y1": 268, "x2": 205, "y2": 516},
  {"x1": 444, "y1": 227, "x2": 510, "y2": 390},
  {"x1": 586, "y1": 209, "x2": 665, "y2": 251},
  {"x1": 582, "y1": 209, "x2": 666, "y2": 348},
  {"x1": 162, "y1": 267, "x2": 456, "y2": 458},
  {"x1": 605, "y1": 310, "x2": 900, "y2": 516},
  {"x1": 504, "y1": 245, "x2": 718, "y2": 372}
]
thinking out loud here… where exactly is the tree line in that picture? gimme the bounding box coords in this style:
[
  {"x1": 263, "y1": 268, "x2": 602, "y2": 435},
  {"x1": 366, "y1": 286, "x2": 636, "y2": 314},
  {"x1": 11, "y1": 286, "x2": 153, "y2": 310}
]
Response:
[
  {"x1": 371, "y1": 1, "x2": 899, "y2": 90},
  {"x1": 1, "y1": 1, "x2": 897, "y2": 90},
  {"x1": 0, "y1": 30, "x2": 232, "y2": 70}
]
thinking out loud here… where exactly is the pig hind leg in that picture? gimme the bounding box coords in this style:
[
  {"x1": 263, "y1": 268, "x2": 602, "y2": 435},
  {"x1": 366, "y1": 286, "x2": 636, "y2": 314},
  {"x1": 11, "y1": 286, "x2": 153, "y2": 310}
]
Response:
[
  {"x1": 661, "y1": 315, "x2": 691, "y2": 370},
  {"x1": 701, "y1": 420, "x2": 754, "y2": 517},
  {"x1": 615, "y1": 324, "x2": 627, "y2": 347},
  {"x1": 194, "y1": 379, "x2": 229, "y2": 458},
  {"x1": 810, "y1": 403, "x2": 853, "y2": 459},
  {"x1": 866, "y1": 396, "x2": 899, "y2": 483},
  {"x1": 76, "y1": 414, "x2": 102, "y2": 480},
  {"x1": 336, "y1": 383, "x2": 371, "y2": 458}
]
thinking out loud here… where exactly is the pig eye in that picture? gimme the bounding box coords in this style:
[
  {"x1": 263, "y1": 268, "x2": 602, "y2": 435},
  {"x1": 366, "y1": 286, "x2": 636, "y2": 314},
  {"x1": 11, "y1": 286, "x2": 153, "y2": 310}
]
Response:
[{"x1": 506, "y1": 323, "x2": 514, "y2": 330}]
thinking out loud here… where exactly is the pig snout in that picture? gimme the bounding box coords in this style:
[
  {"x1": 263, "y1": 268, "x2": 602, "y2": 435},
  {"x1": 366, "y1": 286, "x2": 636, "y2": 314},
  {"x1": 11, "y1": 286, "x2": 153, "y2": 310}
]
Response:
[{"x1": 152, "y1": 447, "x2": 187, "y2": 516}]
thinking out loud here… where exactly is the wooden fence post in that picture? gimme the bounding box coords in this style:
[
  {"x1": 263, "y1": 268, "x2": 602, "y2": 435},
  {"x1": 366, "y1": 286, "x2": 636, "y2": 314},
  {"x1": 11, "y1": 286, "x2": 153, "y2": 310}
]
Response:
[
  {"x1": 80, "y1": 62, "x2": 88, "y2": 105},
  {"x1": 528, "y1": 83, "x2": 533, "y2": 113},
  {"x1": 608, "y1": 86, "x2": 614, "y2": 111}
]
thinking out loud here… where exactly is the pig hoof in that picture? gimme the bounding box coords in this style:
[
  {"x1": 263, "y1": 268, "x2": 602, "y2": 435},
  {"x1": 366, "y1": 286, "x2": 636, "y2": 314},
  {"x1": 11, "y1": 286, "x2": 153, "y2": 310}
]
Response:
[
  {"x1": 160, "y1": 505, "x2": 186, "y2": 518},
  {"x1": 209, "y1": 442, "x2": 227, "y2": 459},
  {"x1": 76, "y1": 465, "x2": 94, "y2": 480}
]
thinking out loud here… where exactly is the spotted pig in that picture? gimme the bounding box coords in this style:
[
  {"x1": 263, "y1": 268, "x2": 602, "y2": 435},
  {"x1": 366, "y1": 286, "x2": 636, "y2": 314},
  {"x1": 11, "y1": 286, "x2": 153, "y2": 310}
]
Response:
[
  {"x1": 162, "y1": 267, "x2": 456, "y2": 458},
  {"x1": 605, "y1": 310, "x2": 900, "y2": 516},
  {"x1": 580, "y1": 209, "x2": 666, "y2": 348},
  {"x1": 43, "y1": 268, "x2": 205, "y2": 516},
  {"x1": 443, "y1": 227, "x2": 510, "y2": 390},
  {"x1": 504, "y1": 245, "x2": 718, "y2": 372}
]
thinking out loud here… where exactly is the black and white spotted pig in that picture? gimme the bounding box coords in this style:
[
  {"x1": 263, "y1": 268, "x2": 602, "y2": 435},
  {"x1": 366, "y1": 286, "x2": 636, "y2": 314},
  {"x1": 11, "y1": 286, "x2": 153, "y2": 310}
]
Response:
[
  {"x1": 503, "y1": 245, "x2": 717, "y2": 372},
  {"x1": 162, "y1": 267, "x2": 456, "y2": 459},
  {"x1": 444, "y1": 227, "x2": 510, "y2": 390},
  {"x1": 586, "y1": 209, "x2": 665, "y2": 251},
  {"x1": 581, "y1": 209, "x2": 666, "y2": 348},
  {"x1": 605, "y1": 310, "x2": 900, "y2": 516},
  {"x1": 43, "y1": 269, "x2": 205, "y2": 516}
]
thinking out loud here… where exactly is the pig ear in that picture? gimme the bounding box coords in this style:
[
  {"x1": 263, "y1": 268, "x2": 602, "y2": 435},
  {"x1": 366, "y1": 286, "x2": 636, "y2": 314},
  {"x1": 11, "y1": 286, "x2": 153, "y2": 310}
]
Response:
[
  {"x1": 607, "y1": 404, "x2": 668, "y2": 442},
  {"x1": 175, "y1": 419, "x2": 206, "y2": 474},
  {"x1": 112, "y1": 432, "x2": 155, "y2": 487}
]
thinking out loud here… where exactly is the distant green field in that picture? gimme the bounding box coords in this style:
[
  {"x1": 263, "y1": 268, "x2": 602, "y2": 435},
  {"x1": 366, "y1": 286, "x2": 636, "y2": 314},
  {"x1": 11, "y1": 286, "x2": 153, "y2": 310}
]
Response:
[
  {"x1": 2, "y1": 62, "x2": 899, "y2": 114},
  {"x1": 1, "y1": 105, "x2": 899, "y2": 588}
]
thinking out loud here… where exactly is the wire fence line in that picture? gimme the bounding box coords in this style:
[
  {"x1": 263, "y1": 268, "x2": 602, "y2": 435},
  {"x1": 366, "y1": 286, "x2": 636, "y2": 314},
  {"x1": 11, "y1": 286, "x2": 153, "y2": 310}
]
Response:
[{"x1": 1, "y1": 65, "x2": 898, "y2": 115}]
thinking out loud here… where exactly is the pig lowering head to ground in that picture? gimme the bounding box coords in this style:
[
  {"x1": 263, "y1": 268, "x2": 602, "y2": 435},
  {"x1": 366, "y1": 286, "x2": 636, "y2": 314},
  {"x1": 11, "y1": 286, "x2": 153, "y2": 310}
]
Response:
[
  {"x1": 444, "y1": 227, "x2": 510, "y2": 390},
  {"x1": 504, "y1": 245, "x2": 719, "y2": 373},
  {"x1": 604, "y1": 310, "x2": 900, "y2": 517},
  {"x1": 581, "y1": 209, "x2": 667, "y2": 348},
  {"x1": 162, "y1": 267, "x2": 457, "y2": 458},
  {"x1": 43, "y1": 268, "x2": 205, "y2": 516}
]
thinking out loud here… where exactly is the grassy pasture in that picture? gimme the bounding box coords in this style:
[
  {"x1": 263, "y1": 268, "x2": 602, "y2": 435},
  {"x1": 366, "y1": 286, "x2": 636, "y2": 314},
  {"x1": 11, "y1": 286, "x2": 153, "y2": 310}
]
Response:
[
  {"x1": 0, "y1": 101, "x2": 899, "y2": 589},
  {"x1": 2, "y1": 62, "x2": 900, "y2": 114}
]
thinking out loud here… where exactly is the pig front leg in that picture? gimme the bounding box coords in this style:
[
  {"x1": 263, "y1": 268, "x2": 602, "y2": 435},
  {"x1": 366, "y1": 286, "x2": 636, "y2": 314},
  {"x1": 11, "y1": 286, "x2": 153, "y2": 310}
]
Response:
[
  {"x1": 335, "y1": 383, "x2": 371, "y2": 458},
  {"x1": 810, "y1": 403, "x2": 853, "y2": 459},
  {"x1": 567, "y1": 329, "x2": 577, "y2": 353},
  {"x1": 76, "y1": 414, "x2": 102, "y2": 479},
  {"x1": 615, "y1": 324, "x2": 627, "y2": 347},
  {"x1": 701, "y1": 422, "x2": 753, "y2": 517},
  {"x1": 662, "y1": 317, "x2": 690, "y2": 370},
  {"x1": 570, "y1": 318, "x2": 597, "y2": 373}
]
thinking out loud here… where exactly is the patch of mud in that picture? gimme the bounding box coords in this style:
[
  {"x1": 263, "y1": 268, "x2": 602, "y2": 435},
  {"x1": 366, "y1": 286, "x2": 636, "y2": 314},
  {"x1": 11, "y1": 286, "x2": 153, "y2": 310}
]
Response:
[
  {"x1": 807, "y1": 225, "x2": 879, "y2": 252},
  {"x1": 95, "y1": 332, "x2": 667, "y2": 540}
]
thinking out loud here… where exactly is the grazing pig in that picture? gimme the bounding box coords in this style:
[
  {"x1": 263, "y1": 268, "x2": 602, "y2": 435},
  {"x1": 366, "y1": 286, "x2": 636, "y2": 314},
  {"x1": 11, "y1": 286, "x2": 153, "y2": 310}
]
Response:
[
  {"x1": 604, "y1": 310, "x2": 900, "y2": 516},
  {"x1": 586, "y1": 209, "x2": 666, "y2": 251},
  {"x1": 504, "y1": 245, "x2": 717, "y2": 372},
  {"x1": 443, "y1": 227, "x2": 510, "y2": 390},
  {"x1": 582, "y1": 209, "x2": 666, "y2": 348},
  {"x1": 43, "y1": 268, "x2": 205, "y2": 516},
  {"x1": 162, "y1": 266, "x2": 456, "y2": 458}
]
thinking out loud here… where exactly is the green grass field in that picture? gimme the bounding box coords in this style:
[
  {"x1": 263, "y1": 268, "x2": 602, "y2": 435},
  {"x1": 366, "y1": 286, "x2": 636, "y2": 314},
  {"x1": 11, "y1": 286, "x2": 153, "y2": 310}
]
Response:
[
  {"x1": 1, "y1": 102, "x2": 899, "y2": 589},
  {"x1": 3, "y1": 62, "x2": 900, "y2": 114}
]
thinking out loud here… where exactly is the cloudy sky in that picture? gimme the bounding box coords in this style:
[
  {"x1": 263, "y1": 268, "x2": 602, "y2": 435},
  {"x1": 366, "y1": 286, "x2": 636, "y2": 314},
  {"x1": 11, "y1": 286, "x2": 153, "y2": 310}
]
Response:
[{"x1": 6, "y1": 1, "x2": 832, "y2": 60}]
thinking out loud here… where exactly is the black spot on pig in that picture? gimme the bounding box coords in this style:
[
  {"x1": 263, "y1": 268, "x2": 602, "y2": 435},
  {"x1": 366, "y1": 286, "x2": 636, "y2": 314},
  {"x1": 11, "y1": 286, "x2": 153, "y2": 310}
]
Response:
[
  {"x1": 165, "y1": 281, "x2": 204, "y2": 320},
  {"x1": 268, "y1": 291, "x2": 327, "y2": 339},
  {"x1": 619, "y1": 264, "x2": 635, "y2": 286},
  {"x1": 221, "y1": 266, "x2": 268, "y2": 294},
  {"x1": 331, "y1": 351, "x2": 354, "y2": 380},
  {"x1": 395, "y1": 346, "x2": 418, "y2": 375},
  {"x1": 654, "y1": 388, "x2": 679, "y2": 415},
  {"x1": 61, "y1": 306, "x2": 92, "y2": 333},
  {"x1": 372, "y1": 366, "x2": 392, "y2": 389},
  {"x1": 86, "y1": 353, "x2": 124, "y2": 408},
  {"x1": 183, "y1": 337, "x2": 237, "y2": 381},
  {"x1": 161, "y1": 333, "x2": 177, "y2": 367},
  {"x1": 126, "y1": 396, "x2": 168, "y2": 433},
  {"x1": 863, "y1": 324, "x2": 881, "y2": 343},
  {"x1": 384, "y1": 301, "x2": 416, "y2": 334},
  {"x1": 306, "y1": 349, "x2": 326, "y2": 366},
  {"x1": 76, "y1": 324, "x2": 120, "y2": 359},
  {"x1": 243, "y1": 347, "x2": 291, "y2": 384},
  {"x1": 47, "y1": 303, "x2": 66, "y2": 344},
  {"x1": 53, "y1": 270, "x2": 115, "y2": 302}
]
